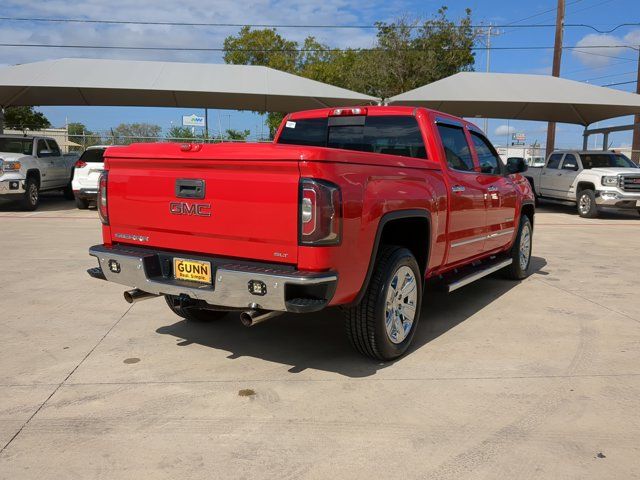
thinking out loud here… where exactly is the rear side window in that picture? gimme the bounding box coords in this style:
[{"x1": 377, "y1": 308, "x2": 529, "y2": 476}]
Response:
[
  {"x1": 277, "y1": 115, "x2": 427, "y2": 159},
  {"x1": 546, "y1": 154, "x2": 562, "y2": 169},
  {"x1": 436, "y1": 124, "x2": 474, "y2": 171},
  {"x1": 47, "y1": 140, "x2": 61, "y2": 157},
  {"x1": 36, "y1": 139, "x2": 49, "y2": 156},
  {"x1": 79, "y1": 148, "x2": 106, "y2": 163},
  {"x1": 278, "y1": 118, "x2": 327, "y2": 147}
]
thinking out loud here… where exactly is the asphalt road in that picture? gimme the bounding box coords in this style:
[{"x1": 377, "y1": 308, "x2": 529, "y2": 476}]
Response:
[{"x1": 1, "y1": 193, "x2": 639, "y2": 479}]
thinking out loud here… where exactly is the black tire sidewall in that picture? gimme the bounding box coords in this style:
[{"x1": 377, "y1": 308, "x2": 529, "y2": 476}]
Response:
[
  {"x1": 372, "y1": 249, "x2": 422, "y2": 360},
  {"x1": 22, "y1": 178, "x2": 39, "y2": 210},
  {"x1": 511, "y1": 216, "x2": 532, "y2": 279}
]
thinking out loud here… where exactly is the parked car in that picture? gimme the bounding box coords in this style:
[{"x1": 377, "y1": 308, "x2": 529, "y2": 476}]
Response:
[
  {"x1": 87, "y1": 106, "x2": 535, "y2": 360},
  {"x1": 525, "y1": 150, "x2": 640, "y2": 218},
  {"x1": 526, "y1": 156, "x2": 545, "y2": 168},
  {"x1": 72, "y1": 145, "x2": 110, "y2": 209},
  {"x1": 0, "y1": 135, "x2": 78, "y2": 210}
]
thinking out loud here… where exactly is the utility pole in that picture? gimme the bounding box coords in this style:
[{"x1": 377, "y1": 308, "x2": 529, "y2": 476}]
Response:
[
  {"x1": 631, "y1": 46, "x2": 640, "y2": 163},
  {"x1": 478, "y1": 23, "x2": 501, "y2": 134},
  {"x1": 545, "y1": 0, "x2": 565, "y2": 157}
]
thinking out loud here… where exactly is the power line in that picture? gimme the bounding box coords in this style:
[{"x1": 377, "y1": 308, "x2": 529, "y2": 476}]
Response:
[
  {"x1": 0, "y1": 42, "x2": 637, "y2": 53},
  {"x1": 601, "y1": 79, "x2": 637, "y2": 87},
  {"x1": 503, "y1": 0, "x2": 583, "y2": 25},
  {"x1": 0, "y1": 15, "x2": 638, "y2": 33},
  {"x1": 579, "y1": 70, "x2": 637, "y2": 81}
]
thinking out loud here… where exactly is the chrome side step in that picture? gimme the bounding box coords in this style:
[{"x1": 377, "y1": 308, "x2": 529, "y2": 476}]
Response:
[{"x1": 447, "y1": 258, "x2": 512, "y2": 293}]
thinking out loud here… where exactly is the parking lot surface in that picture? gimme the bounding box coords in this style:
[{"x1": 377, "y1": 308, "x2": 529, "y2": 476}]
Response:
[{"x1": 1, "y1": 194, "x2": 639, "y2": 479}]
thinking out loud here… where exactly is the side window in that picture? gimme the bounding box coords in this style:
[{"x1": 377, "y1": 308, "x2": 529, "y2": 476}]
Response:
[
  {"x1": 546, "y1": 153, "x2": 562, "y2": 169},
  {"x1": 562, "y1": 154, "x2": 579, "y2": 171},
  {"x1": 436, "y1": 124, "x2": 474, "y2": 172},
  {"x1": 47, "y1": 140, "x2": 61, "y2": 157},
  {"x1": 470, "y1": 131, "x2": 502, "y2": 175},
  {"x1": 36, "y1": 139, "x2": 49, "y2": 157}
]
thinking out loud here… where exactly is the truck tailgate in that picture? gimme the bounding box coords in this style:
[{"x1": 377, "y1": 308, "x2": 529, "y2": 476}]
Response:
[{"x1": 105, "y1": 143, "x2": 302, "y2": 264}]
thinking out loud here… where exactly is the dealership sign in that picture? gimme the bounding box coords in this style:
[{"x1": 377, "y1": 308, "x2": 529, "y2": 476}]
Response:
[{"x1": 182, "y1": 114, "x2": 206, "y2": 127}]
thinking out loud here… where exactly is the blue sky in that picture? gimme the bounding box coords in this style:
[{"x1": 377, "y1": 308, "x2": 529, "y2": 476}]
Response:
[{"x1": 1, "y1": 0, "x2": 639, "y2": 148}]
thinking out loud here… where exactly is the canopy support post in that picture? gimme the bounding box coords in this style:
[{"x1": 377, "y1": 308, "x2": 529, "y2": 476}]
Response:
[{"x1": 0, "y1": 107, "x2": 3, "y2": 134}]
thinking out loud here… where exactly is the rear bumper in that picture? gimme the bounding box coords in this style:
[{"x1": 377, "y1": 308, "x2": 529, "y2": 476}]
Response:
[
  {"x1": 88, "y1": 244, "x2": 337, "y2": 313},
  {"x1": 74, "y1": 188, "x2": 98, "y2": 201}
]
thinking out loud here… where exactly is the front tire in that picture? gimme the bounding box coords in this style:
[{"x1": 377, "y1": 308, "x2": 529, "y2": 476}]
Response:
[
  {"x1": 343, "y1": 246, "x2": 422, "y2": 361},
  {"x1": 63, "y1": 182, "x2": 74, "y2": 200},
  {"x1": 20, "y1": 177, "x2": 39, "y2": 211},
  {"x1": 164, "y1": 295, "x2": 228, "y2": 322},
  {"x1": 577, "y1": 189, "x2": 598, "y2": 218},
  {"x1": 503, "y1": 216, "x2": 533, "y2": 280}
]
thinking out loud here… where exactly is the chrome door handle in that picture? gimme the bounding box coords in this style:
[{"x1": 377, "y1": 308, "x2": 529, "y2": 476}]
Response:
[
  {"x1": 486, "y1": 186, "x2": 498, "y2": 192},
  {"x1": 451, "y1": 185, "x2": 466, "y2": 193}
]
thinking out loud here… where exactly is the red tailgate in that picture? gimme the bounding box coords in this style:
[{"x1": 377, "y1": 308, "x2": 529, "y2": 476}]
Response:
[{"x1": 104, "y1": 143, "x2": 302, "y2": 264}]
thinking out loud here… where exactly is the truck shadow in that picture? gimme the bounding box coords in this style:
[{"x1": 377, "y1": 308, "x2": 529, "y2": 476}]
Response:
[
  {"x1": 0, "y1": 192, "x2": 79, "y2": 212},
  {"x1": 537, "y1": 201, "x2": 639, "y2": 220},
  {"x1": 156, "y1": 256, "x2": 547, "y2": 378}
]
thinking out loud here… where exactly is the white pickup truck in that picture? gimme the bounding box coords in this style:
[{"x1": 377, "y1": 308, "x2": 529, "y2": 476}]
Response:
[
  {"x1": 0, "y1": 135, "x2": 79, "y2": 210},
  {"x1": 525, "y1": 150, "x2": 640, "y2": 218}
]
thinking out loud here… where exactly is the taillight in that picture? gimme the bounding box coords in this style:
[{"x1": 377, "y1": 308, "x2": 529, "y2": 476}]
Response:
[
  {"x1": 75, "y1": 160, "x2": 87, "y2": 168},
  {"x1": 329, "y1": 107, "x2": 367, "y2": 117},
  {"x1": 299, "y1": 179, "x2": 341, "y2": 245},
  {"x1": 98, "y1": 171, "x2": 109, "y2": 225}
]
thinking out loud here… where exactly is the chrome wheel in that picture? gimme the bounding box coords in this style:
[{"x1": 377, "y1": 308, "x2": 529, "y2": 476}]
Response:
[
  {"x1": 28, "y1": 183, "x2": 38, "y2": 205},
  {"x1": 384, "y1": 265, "x2": 417, "y2": 344},
  {"x1": 578, "y1": 194, "x2": 591, "y2": 215},
  {"x1": 519, "y1": 223, "x2": 531, "y2": 271}
]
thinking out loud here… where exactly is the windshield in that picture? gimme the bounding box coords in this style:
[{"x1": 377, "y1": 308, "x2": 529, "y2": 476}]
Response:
[
  {"x1": 0, "y1": 138, "x2": 32, "y2": 155},
  {"x1": 580, "y1": 153, "x2": 637, "y2": 169}
]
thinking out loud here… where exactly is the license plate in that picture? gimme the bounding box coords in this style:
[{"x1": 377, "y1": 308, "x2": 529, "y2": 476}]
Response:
[{"x1": 173, "y1": 258, "x2": 212, "y2": 284}]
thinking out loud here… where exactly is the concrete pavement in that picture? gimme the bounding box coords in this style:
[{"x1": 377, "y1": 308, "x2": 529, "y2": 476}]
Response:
[{"x1": 1, "y1": 194, "x2": 639, "y2": 479}]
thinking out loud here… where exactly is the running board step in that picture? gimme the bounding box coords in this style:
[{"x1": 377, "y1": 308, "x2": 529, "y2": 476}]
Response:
[{"x1": 446, "y1": 258, "x2": 512, "y2": 293}]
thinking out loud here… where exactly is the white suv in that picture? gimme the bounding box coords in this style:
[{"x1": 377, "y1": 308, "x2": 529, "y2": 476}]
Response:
[{"x1": 71, "y1": 146, "x2": 110, "y2": 209}]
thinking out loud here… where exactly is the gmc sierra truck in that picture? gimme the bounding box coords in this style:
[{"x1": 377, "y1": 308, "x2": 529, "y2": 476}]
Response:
[
  {"x1": 0, "y1": 135, "x2": 78, "y2": 210},
  {"x1": 525, "y1": 150, "x2": 640, "y2": 218},
  {"x1": 88, "y1": 106, "x2": 535, "y2": 360}
]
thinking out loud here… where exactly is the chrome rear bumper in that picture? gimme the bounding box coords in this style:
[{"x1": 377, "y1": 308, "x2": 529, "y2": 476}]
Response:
[{"x1": 89, "y1": 244, "x2": 337, "y2": 313}]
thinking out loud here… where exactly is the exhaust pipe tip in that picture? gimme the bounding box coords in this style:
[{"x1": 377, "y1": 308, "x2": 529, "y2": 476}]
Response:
[
  {"x1": 123, "y1": 289, "x2": 157, "y2": 304},
  {"x1": 239, "y1": 309, "x2": 283, "y2": 327}
]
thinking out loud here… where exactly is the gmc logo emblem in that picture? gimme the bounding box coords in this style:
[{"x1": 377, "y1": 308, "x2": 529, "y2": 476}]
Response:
[
  {"x1": 631, "y1": 179, "x2": 640, "y2": 184},
  {"x1": 169, "y1": 202, "x2": 211, "y2": 217}
]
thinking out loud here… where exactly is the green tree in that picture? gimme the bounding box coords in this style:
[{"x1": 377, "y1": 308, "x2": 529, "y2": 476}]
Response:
[
  {"x1": 225, "y1": 129, "x2": 251, "y2": 141},
  {"x1": 4, "y1": 106, "x2": 51, "y2": 130},
  {"x1": 68, "y1": 122, "x2": 103, "y2": 149},
  {"x1": 112, "y1": 123, "x2": 162, "y2": 144},
  {"x1": 167, "y1": 126, "x2": 197, "y2": 140},
  {"x1": 222, "y1": 8, "x2": 477, "y2": 134}
]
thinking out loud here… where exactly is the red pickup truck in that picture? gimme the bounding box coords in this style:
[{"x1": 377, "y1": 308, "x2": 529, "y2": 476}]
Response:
[{"x1": 88, "y1": 106, "x2": 535, "y2": 360}]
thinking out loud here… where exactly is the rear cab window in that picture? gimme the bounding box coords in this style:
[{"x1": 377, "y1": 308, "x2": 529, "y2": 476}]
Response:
[
  {"x1": 277, "y1": 114, "x2": 427, "y2": 159},
  {"x1": 79, "y1": 148, "x2": 106, "y2": 163}
]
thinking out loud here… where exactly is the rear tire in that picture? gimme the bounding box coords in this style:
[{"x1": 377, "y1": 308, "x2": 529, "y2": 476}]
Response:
[
  {"x1": 577, "y1": 189, "x2": 598, "y2": 218},
  {"x1": 75, "y1": 197, "x2": 89, "y2": 209},
  {"x1": 343, "y1": 246, "x2": 422, "y2": 361},
  {"x1": 63, "y1": 182, "x2": 74, "y2": 200},
  {"x1": 20, "y1": 177, "x2": 39, "y2": 211},
  {"x1": 164, "y1": 295, "x2": 228, "y2": 322},
  {"x1": 503, "y1": 216, "x2": 533, "y2": 280}
]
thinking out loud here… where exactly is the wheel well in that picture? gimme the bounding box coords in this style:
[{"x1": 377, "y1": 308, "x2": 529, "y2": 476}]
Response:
[
  {"x1": 378, "y1": 216, "x2": 430, "y2": 277},
  {"x1": 576, "y1": 181, "x2": 595, "y2": 195},
  {"x1": 26, "y1": 169, "x2": 40, "y2": 188},
  {"x1": 524, "y1": 176, "x2": 535, "y2": 190},
  {"x1": 521, "y1": 203, "x2": 535, "y2": 228}
]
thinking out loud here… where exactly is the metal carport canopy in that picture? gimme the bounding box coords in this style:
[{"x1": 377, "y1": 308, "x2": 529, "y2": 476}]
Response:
[
  {"x1": 0, "y1": 58, "x2": 378, "y2": 111},
  {"x1": 387, "y1": 72, "x2": 640, "y2": 126}
]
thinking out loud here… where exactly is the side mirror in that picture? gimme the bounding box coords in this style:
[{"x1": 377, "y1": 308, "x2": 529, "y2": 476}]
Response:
[
  {"x1": 38, "y1": 149, "x2": 53, "y2": 157},
  {"x1": 506, "y1": 157, "x2": 527, "y2": 174}
]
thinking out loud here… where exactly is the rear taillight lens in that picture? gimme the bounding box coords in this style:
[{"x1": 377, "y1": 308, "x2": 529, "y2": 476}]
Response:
[
  {"x1": 98, "y1": 171, "x2": 109, "y2": 225},
  {"x1": 75, "y1": 160, "x2": 87, "y2": 168},
  {"x1": 299, "y1": 179, "x2": 341, "y2": 245}
]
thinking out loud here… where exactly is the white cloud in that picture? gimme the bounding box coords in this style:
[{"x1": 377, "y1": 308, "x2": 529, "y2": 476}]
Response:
[
  {"x1": 572, "y1": 30, "x2": 640, "y2": 68},
  {"x1": 494, "y1": 124, "x2": 515, "y2": 136},
  {"x1": 0, "y1": 0, "x2": 407, "y2": 66}
]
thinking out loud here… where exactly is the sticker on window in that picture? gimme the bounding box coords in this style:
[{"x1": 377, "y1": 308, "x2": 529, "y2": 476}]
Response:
[{"x1": 285, "y1": 121, "x2": 296, "y2": 129}]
